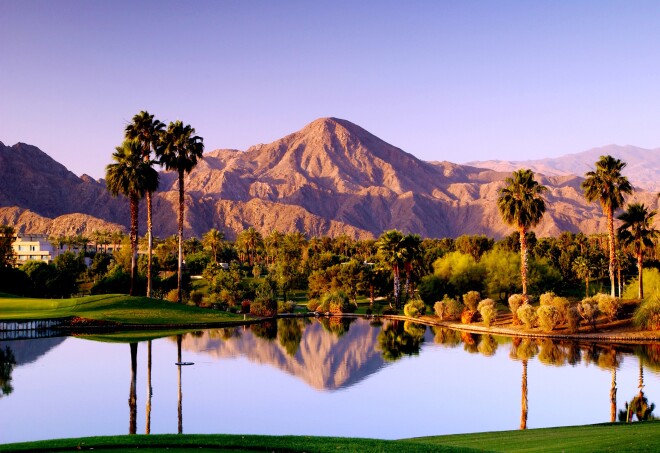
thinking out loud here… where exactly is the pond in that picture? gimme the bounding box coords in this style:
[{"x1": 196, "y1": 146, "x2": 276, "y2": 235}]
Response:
[{"x1": 0, "y1": 317, "x2": 658, "y2": 444}]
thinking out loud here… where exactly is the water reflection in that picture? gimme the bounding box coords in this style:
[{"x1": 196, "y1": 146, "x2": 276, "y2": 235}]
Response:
[
  {"x1": 0, "y1": 346, "x2": 16, "y2": 398},
  {"x1": 619, "y1": 359, "x2": 656, "y2": 422},
  {"x1": 128, "y1": 343, "x2": 137, "y2": 435},
  {"x1": 146, "y1": 340, "x2": 152, "y2": 434},
  {"x1": 377, "y1": 320, "x2": 424, "y2": 362}
]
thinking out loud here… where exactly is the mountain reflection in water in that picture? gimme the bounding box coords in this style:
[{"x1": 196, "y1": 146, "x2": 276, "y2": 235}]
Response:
[{"x1": 1, "y1": 318, "x2": 659, "y2": 443}]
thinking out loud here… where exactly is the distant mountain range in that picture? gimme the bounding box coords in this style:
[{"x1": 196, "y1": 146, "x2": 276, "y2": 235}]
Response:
[
  {"x1": 467, "y1": 144, "x2": 660, "y2": 192},
  {"x1": 1, "y1": 119, "x2": 658, "y2": 239}
]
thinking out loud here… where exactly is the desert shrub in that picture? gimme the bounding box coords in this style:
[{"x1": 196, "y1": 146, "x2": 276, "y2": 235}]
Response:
[
  {"x1": 307, "y1": 299, "x2": 320, "y2": 312},
  {"x1": 404, "y1": 298, "x2": 427, "y2": 318},
  {"x1": 318, "y1": 290, "x2": 352, "y2": 314},
  {"x1": 594, "y1": 293, "x2": 621, "y2": 322},
  {"x1": 517, "y1": 304, "x2": 537, "y2": 329},
  {"x1": 165, "y1": 289, "x2": 181, "y2": 303},
  {"x1": 462, "y1": 291, "x2": 481, "y2": 311},
  {"x1": 277, "y1": 301, "x2": 296, "y2": 314},
  {"x1": 250, "y1": 300, "x2": 277, "y2": 317},
  {"x1": 189, "y1": 290, "x2": 204, "y2": 306},
  {"x1": 537, "y1": 305, "x2": 560, "y2": 331},
  {"x1": 567, "y1": 306, "x2": 581, "y2": 333},
  {"x1": 539, "y1": 291, "x2": 556, "y2": 307},
  {"x1": 240, "y1": 299, "x2": 251, "y2": 314},
  {"x1": 550, "y1": 296, "x2": 570, "y2": 323},
  {"x1": 461, "y1": 309, "x2": 477, "y2": 324},
  {"x1": 477, "y1": 298, "x2": 497, "y2": 327},
  {"x1": 577, "y1": 298, "x2": 599, "y2": 330},
  {"x1": 508, "y1": 294, "x2": 524, "y2": 324},
  {"x1": 633, "y1": 295, "x2": 660, "y2": 330},
  {"x1": 381, "y1": 306, "x2": 398, "y2": 315},
  {"x1": 434, "y1": 295, "x2": 463, "y2": 321}
]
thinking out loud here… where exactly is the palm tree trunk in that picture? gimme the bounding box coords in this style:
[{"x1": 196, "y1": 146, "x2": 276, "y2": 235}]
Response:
[
  {"x1": 146, "y1": 340, "x2": 152, "y2": 435},
  {"x1": 610, "y1": 368, "x2": 617, "y2": 423},
  {"x1": 638, "y1": 251, "x2": 644, "y2": 299},
  {"x1": 520, "y1": 359, "x2": 528, "y2": 430},
  {"x1": 519, "y1": 226, "x2": 529, "y2": 303},
  {"x1": 128, "y1": 343, "x2": 138, "y2": 435},
  {"x1": 607, "y1": 209, "x2": 616, "y2": 297},
  {"x1": 177, "y1": 171, "x2": 184, "y2": 304},
  {"x1": 393, "y1": 266, "x2": 400, "y2": 309},
  {"x1": 130, "y1": 195, "x2": 139, "y2": 296},
  {"x1": 146, "y1": 191, "x2": 153, "y2": 298}
]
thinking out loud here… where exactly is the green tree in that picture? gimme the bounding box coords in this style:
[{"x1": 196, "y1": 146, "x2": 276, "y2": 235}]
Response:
[
  {"x1": 481, "y1": 248, "x2": 521, "y2": 301},
  {"x1": 432, "y1": 251, "x2": 486, "y2": 297},
  {"x1": 0, "y1": 226, "x2": 16, "y2": 268},
  {"x1": 618, "y1": 203, "x2": 659, "y2": 299},
  {"x1": 582, "y1": 155, "x2": 633, "y2": 297},
  {"x1": 402, "y1": 233, "x2": 422, "y2": 298},
  {"x1": 497, "y1": 169, "x2": 547, "y2": 302},
  {"x1": 236, "y1": 227, "x2": 263, "y2": 265},
  {"x1": 159, "y1": 121, "x2": 204, "y2": 303},
  {"x1": 376, "y1": 230, "x2": 406, "y2": 308},
  {"x1": 105, "y1": 139, "x2": 159, "y2": 295}
]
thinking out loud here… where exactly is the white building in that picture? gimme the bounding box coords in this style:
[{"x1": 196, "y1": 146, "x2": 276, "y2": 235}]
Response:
[{"x1": 12, "y1": 234, "x2": 55, "y2": 264}]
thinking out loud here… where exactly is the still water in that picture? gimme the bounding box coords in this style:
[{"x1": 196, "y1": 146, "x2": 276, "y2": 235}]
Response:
[{"x1": 0, "y1": 318, "x2": 658, "y2": 443}]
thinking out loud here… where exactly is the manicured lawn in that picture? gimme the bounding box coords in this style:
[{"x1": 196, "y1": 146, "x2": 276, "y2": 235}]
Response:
[
  {"x1": 411, "y1": 421, "x2": 660, "y2": 452},
  {"x1": 0, "y1": 294, "x2": 244, "y2": 325},
  {"x1": 2, "y1": 422, "x2": 659, "y2": 452}
]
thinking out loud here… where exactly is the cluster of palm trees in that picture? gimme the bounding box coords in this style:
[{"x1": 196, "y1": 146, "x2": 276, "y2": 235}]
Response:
[
  {"x1": 106, "y1": 111, "x2": 204, "y2": 299},
  {"x1": 498, "y1": 155, "x2": 658, "y2": 303},
  {"x1": 375, "y1": 230, "x2": 422, "y2": 308}
]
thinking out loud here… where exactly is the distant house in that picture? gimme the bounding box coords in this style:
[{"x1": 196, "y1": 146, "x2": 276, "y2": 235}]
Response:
[{"x1": 12, "y1": 234, "x2": 55, "y2": 264}]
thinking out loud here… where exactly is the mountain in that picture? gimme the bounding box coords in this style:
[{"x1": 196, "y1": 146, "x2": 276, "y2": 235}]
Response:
[
  {"x1": 2, "y1": 122, "x2": 659, "y2": 240},
  {"x1": 466, "y1": 145, "x2": 660, "y2": 192}
]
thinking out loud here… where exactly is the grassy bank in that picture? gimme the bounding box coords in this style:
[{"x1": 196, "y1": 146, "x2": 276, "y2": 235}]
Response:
[
  {"x1": 1, "y1": 422, "x2": 659, "y2": 452},
  {"x1": 0, "y1": 294, "x2": 243, "y2": 325}
]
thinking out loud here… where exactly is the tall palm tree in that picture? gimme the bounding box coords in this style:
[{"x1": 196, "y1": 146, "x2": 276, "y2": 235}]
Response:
[
  {"x1": 202, "y1": 228, "x2": 224, "y2": 264},
  {"x1": 402, "y1": 233, "x2": 422, "y2": 298},
  {"x1": 497, "y1": 169, "x2": 547, "y2": 303},
  {"x1": 125, "y1": 111, "x2": 165, "y2": 298},
  {"x1": 237, "y1": 227, "x2": 263, "y2": 265},
  {"x1": 159, "y1": 121, "x2": 204, "y2": 303},
  {"x1": 582, "y1": 155, "x2": 633, "y2": 297},
  {"x1": 106, "y1": 139, "x2": 159, "y2": 295},
  {"x1": 617, "y1": 203, "x2": 659, "y2": 299},
  {"x1": 376, "y1": 230, "x2": 406, "y2": 308}
]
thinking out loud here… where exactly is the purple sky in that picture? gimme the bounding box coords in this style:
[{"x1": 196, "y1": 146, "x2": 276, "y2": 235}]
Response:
[{"x1": 2, "y1": 1, "x2": 660, "y2": 179}]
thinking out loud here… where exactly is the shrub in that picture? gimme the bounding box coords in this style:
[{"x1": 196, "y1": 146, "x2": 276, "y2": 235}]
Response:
[
  {"x1": 577, "y1": 298, "x2": 599, "y2": 330},
  {"x1": 567, "y1": 305, "x2": 581, "y2": 333},
  {"x1": 190, "y1": 290, "x2": 204, "y2": 306},
  {"x1": 404, "y1": 298, "x2": 427, "y2": 318},
  {"x1": 594, "y1": 293, "x2": 621, "y2": 322},
  {"x1": 461, "y1": 309, "x2": 477, "y2": 324},
  {"x1": 537, "y1": 305, "x2": 560, "y2": 331},
  {"x1": 165, "y1": 289, "x2": 181, "y2": 303},
  {"x1": 633, "y1": 295, "x2": 660, "y2": 330},
  {"x1": 550, "y1": 296, "x2": 570, "y2": 324},
  {"x1": 277, "y1": 301, "x2": 296, "y2": 314},
  {"x1": 307, "y1": 299, "x2": 320, "y2": 312},
  {"x1": 508, "y1": 294, "x2": 524, "y2": 324},
  {"x1": 250, "y1": 300, "x2": 277, "y2": 317},
  {"x1": 462, "y1": 291, "x2": 481, "y2": 311},
  {"x1": 240, "y1": 299, "x2": 251, "y2": 314},
  {"x1": 318, "y1": 290, "x2": 352, "y2": 314},
  {"x1": 477, "y1": 299, "x2": 497, "y2": 327},
  {"x1": 539, "y1": 291, "x2": 556, "y2": 307},
  {"x1": 434, "y1": 295, "x2": 463, "y2": 321},
  {"x1": 381, "y1": 306, "x2": 398, "y2": 315},
  {"x1": 517, "y1": 304, "x2": 537, "y2": 329}
]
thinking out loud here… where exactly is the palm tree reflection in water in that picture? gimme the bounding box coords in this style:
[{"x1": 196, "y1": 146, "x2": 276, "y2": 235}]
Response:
[{"x1": 128, "y1": 343, "x2": 137, "y2": 435}]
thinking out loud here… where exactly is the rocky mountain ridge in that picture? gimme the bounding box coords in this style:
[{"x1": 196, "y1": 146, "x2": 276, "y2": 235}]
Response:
[{"x1": 1, "y1": 120, "x2": 658, "y2": 240}]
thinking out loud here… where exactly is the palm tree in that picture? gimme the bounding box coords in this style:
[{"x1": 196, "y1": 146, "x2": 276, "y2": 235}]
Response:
[
  {"x1": 402, "y1": 233, "x2": 422, "y2": 298},
  {"x1": 125, "y1": 111, "x2": 165, "y2": 298},
  {"x1": 497, "y1": 169, "x2": 547, "y2": 303},
  {"x1": 237, "y1": 227, "x2": 263, "y2": 265},
  {"x1": 617, "y1": 203, "x2": 659, "y2": 299},
  {"x1": 376, "y1": 230, "x2": 406, "y2": 308},
  {"x1": 202, "y1": 228, "x2": 224, "y2": 264},
  {"x1": 159, "y1": 121, "x2": 204, "y2": 303},
  {"x1": 106, "y1": 139, "x2": 159, "y2": 295},
  {"x1": 145, "y1": 340, "x2": 152, "y2": 435},
  {"x1": 128, "y1": 343, "x2": 138, "y2": 435},
  {"x1": 582, "y1": 155, "x2": 633, "y2": 297}
]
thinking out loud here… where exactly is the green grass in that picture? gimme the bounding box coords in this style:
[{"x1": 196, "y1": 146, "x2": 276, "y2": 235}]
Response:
[
  {"x1": 0, "y1": 294, "x2": 243, "y2": 325},
  {"x1": 410, "y1": 421, "x2": 660, "y2": 452},
  {"x1": 2, "y1": 422, "x2": 659, "y2": 452}
]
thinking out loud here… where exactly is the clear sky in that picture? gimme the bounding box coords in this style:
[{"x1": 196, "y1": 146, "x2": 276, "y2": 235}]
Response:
[{"x1": 2, "y1": 0, "x2": 660, "y2": 179}]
